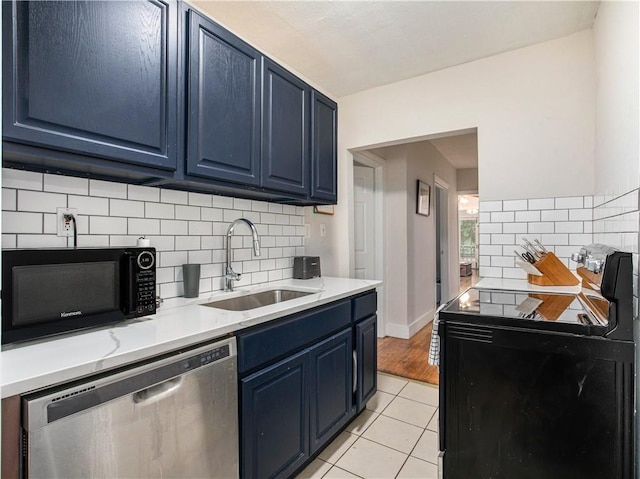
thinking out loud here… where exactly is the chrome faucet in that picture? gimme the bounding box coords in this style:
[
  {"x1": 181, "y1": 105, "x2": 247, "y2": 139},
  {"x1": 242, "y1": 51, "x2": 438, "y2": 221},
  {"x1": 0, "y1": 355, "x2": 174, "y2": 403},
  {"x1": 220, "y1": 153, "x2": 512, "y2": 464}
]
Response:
[{"x1": 224, "y1": 218, "x2": 261, "y2": 291}]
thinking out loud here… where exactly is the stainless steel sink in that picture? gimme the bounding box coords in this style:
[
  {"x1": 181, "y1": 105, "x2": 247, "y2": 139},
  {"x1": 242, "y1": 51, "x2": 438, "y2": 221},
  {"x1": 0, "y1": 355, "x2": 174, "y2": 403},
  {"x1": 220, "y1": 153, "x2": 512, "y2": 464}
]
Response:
[{"x1": 202, "y1": 289, "x2": 313, "y2": 311}]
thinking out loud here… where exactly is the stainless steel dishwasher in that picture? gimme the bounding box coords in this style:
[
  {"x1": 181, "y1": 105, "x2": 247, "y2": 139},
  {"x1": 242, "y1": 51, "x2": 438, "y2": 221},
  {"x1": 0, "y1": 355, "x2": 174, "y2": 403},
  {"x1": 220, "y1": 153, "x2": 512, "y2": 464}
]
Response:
[{"x1": 22, "y1": 337, "x2": 238, "y2": 478}]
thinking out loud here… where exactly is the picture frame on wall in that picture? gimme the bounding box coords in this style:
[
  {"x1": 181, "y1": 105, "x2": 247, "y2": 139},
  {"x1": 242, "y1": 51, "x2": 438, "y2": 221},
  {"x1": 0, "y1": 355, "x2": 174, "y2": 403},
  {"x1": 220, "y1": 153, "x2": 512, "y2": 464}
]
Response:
[{"x1": 416, "y1": 180, "x2": 431, "y2": 216}]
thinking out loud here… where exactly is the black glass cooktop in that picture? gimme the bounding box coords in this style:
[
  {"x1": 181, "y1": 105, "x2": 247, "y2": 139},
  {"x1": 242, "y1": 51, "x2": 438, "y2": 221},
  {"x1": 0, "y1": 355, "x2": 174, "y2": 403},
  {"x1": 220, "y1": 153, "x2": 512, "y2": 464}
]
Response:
[{"x1": 443, "y1": 287, "x2": 606, "y2": 326}]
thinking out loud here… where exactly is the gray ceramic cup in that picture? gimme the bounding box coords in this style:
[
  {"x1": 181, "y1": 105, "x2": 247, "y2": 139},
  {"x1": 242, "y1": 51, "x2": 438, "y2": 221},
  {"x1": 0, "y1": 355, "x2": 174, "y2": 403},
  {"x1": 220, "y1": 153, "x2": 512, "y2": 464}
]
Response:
[{"x1": 182, "y1": 264, "x2": 201, "y2": 298}]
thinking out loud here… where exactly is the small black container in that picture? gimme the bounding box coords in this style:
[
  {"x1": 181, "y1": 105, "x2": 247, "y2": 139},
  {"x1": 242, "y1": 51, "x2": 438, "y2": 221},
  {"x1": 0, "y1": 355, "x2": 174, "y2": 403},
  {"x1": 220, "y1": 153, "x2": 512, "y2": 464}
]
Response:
[{"x1": 293, "y1": 256, "x2": 321, "y2": 279}]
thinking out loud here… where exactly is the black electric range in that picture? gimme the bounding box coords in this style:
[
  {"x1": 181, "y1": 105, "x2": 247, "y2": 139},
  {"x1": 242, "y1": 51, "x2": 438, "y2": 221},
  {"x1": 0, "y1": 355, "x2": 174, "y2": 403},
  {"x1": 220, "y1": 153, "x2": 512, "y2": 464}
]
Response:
[{"x1": 438, "y1": 246, "x2": 634, "y2": 479}]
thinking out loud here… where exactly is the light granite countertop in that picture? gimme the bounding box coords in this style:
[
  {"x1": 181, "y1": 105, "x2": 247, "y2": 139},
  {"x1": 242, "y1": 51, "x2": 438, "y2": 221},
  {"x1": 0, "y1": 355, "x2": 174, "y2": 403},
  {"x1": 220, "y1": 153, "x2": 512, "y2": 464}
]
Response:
[{"x1": 1, "y1": 277, "x2": 381, "y2": 398}]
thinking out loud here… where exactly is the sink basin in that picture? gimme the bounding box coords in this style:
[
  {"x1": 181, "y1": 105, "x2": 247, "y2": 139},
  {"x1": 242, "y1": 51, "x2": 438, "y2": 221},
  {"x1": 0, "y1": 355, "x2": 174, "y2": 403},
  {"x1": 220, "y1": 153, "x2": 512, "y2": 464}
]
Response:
[{"x1": 202, "y1": 289, "x2": 313, "y2": 311}]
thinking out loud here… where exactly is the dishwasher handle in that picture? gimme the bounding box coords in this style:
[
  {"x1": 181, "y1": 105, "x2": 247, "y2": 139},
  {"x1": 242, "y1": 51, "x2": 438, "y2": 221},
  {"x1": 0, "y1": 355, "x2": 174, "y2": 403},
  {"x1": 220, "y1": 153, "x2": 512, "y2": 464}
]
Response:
[
  {"x1": 23, "y1": 337, "x2": 235, "y2": 431},
  {"x1": 133, "y1": 377, "x2": 183, "y2": 404}
]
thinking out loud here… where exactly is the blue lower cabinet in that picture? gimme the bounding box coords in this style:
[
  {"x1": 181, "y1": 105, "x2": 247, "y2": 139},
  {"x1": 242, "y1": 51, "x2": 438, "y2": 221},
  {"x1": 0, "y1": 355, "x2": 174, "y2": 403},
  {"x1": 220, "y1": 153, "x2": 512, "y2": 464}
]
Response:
[
  {"x1": 241, "y1": 350, "x2": 309, "y2": 479},
  {"x1": 356, "y1": 315, "x2": 377, "y2": 413},
  {"x1": 309, "y1": 329, "x2": 354, "y2": 454}
]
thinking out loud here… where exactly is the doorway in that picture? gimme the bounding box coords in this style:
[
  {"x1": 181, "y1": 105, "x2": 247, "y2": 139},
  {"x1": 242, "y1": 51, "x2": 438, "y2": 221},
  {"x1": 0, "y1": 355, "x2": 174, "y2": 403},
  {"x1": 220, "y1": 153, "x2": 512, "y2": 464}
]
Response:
[
  {"x1": 434, "y1": 176, "x2": 449, "y2": 306},
  {"x1": 352, "y1": 151, "x2": 385, "y2": 337},
  {"x1": 458, "y1": 194, "x2": 480, "y2": 291}
]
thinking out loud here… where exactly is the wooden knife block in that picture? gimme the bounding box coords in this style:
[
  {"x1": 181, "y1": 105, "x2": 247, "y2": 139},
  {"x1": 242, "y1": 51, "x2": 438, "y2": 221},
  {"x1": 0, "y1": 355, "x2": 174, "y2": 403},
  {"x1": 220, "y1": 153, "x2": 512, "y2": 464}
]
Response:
[{"x1": 527, "y1": 252, "x2": 580, "y2": 286}]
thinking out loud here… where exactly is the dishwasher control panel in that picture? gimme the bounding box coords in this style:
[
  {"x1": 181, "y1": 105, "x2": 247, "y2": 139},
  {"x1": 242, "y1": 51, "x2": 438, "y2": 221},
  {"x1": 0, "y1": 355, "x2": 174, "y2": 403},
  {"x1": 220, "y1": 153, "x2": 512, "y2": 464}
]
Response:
[{"x1": 190, "y1": 344, "x2": 230, "y2": 368}]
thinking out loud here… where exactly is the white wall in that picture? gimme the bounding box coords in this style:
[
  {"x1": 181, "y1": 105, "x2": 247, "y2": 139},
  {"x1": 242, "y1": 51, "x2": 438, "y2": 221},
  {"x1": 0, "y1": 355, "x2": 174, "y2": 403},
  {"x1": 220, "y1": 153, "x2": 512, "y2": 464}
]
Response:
[
  {"x1": 591, "y1": 4, "x2": 640, "y2": 472},
  {"x1": 306, "y1": 29, "x2": 596, "y2": 278},
  {"x1": 457, "y1": 168, "x2": 478, "y2": 193},
  {"x1": 593, "y1": 1, "x2": 640, "y2": 199}
]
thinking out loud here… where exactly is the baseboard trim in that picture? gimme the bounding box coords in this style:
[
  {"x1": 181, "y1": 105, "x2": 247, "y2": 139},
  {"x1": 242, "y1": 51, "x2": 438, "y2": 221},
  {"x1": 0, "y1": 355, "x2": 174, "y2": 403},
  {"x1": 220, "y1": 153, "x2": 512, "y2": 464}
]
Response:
[{"x1": 385, "y1": 309, "x2": 434, "y2": 339}]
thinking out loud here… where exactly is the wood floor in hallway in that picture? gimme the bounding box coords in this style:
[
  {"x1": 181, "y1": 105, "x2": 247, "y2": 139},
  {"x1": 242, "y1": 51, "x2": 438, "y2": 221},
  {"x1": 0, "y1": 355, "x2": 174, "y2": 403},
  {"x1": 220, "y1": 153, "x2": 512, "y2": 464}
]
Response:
[
  {"x1": 377, "y1": 322, "x2": 439, "y2": 385},
  {"x1": 377, "y1": 268, "x2": 479, "y2": 385}
]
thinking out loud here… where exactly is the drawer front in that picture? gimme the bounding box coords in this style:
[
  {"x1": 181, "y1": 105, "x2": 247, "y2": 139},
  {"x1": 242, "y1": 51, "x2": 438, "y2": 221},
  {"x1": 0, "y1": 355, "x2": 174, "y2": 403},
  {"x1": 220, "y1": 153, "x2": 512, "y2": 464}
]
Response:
[
  {"x1": 237, "y1": 300, "x2": 351, "y2": 375},
  {"x1": 352, "y1": 290, "x2": 377, "y2": 323}
]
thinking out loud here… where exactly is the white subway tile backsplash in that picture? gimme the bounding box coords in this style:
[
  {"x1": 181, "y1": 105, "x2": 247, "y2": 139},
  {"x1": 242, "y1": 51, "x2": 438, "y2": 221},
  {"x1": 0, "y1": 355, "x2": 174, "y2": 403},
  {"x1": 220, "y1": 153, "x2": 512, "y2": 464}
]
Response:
[
  {"x1": 44, "y1": 175, "x2": 88, "y2": 195},
  {"x1": 491, "y1": 256, "x2": 515, "y2": 267},
  {"x1": 584, "y1": 196, "x2": 593, "y2": 208},
  {"x1": 145, "y1": 202, "x2": 175, "y2": 219},
  {"x1": 4, "y1": 169, "x2": 43, "y2": 191},
  {"x1": 540, "y1": 233, "x2": 569, "y2": 245},
  {"x1": 503, "y1": 223, "x2": 527, "y2": 234},
  {"x1": 188, "y1": 250, "x2": 212, "y2": 264},
  {"x1": 479, "y1": 266, "x2": 502, "y2": 278},
  {"x1": 528, "y1": 198, "x2": 554, "y2": 210},
  {"x1": 201, "y1": 207, "x2": 223, "y2": 222},
  {"x1": 528, "y1": 222, "x2": 554, "y2": 234},
  {"x1": 111, "y1": 199, "x2": 144, "y2": 218},
  {"x1": 89, "y1": 216, "x2": 127, "y2": 235},
  {"x1": 479, "y1": 223, "x2": 502, "y2": 234},
  {"x1": 3, "y1": 169, "x2": 305, "y2": 300},
  {"x1": 251, "y1": 200, "x2": 270, "y2": 212},
  {"x1": 479, "y1": 201, "x2": 502, "y2": 212},
  {"x1": 176, "y1": 205, "x2": 200, "y2": 221},
  {"x1": 188, "y1": 192, "x2": 211, "y2": 207},
  {"x1": 569, "y1": 209, "x2": 592, "y2": 221},
  {"x1": 188, "y1": 221, "x2": 212, "y2": 236},
  {"x1": 160, "y1": 251, "x2": 189, "y2": 268},
  {"x1": 18, "y1": 190, "x2": 66, "y2": 213},
  {"x1": 212, "y1": 195, "x2": 234, "y2": 209},
  {"x1": 541, "y1": 210, "x2": 568, "y2": 222},
  {"x1": 2, "y1": 234, "x2": 17, "y2": 248},
  {"x1": 555, "y1": 222, "x2": 583, "y2": 233},
  {"x1": 89, "y1": 179, "x2": 127, "y2": 198},
  {"x1": 160, "y1": 219, "x2": 188, "y2": 235},
  {"x1": 268, "y1": 203, "x2": 283, "y2": 214},
  {"x1": 3, "y1": 189, "x2": 16, "y2": 211},
  {"x1": 4, "y1": 211, "x2": 42, "y2": 233},
  {"x1": 109, "y1": 235, "x2": 138, "y2": 247},
  {"x1": 480, "y1": 245, "x2": 503, "y2": 256},
  {"x1": 128, "y1": 218, "x2": 160, "y2": 235},
  {"x1": 490, "y1": 234, "x2": 515, "y2": 245},
  {"x1": 69, "y1": 195, "x2": 109, "y2": 216},
  {"x1": 491, "y1": 212, "x2": 514, "y2": 223},
  {"x1": 268, "y1": 269, "x2": 284, "y2": 281},
  {"x1": 503, "y1": 200, "x2": 527, "y2": 211},
  {"x1": 515, "y1": 211, "x2": 540, "y2": 222},
  {"x1": 555, "y1": 197, "x2": 583, "y2": 209},
  {"x1": 569, "y1": 233, "x2": 593, "y2": 246},
  {"x1": 161, "y1": 189, "x2": 188, "y2": 205},
  {"x1": 17, "y1": 234, "x2": 67, "y2": 248},
  {"x1": 128, "y1": 184, "x2": 160, "y2": 202},
  {"x1": 234, "y1": 198, "x2": 252, "y2": 211}
]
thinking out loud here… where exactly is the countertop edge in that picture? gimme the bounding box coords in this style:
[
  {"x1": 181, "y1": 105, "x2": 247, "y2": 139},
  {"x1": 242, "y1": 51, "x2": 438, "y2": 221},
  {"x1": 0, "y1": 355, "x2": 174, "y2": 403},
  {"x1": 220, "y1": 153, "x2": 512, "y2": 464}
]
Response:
[{"x1": 1, "y1": 278, "x2": 381, "y2": 398}]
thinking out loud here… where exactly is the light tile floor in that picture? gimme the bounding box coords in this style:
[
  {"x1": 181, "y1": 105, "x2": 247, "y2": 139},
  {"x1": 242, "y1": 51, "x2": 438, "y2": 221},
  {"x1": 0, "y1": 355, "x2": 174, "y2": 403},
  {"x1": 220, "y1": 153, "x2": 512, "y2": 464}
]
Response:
[{"x1": 296, "y1": 373, "x2": 439, "y2": 479}]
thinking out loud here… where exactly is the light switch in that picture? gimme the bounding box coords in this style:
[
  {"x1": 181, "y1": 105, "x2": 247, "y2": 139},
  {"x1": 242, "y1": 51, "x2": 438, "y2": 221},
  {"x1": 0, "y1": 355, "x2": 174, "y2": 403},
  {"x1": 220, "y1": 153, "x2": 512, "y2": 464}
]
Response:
[{"x1": 320, "y1": 224, "x2": 327, "y2": 237}]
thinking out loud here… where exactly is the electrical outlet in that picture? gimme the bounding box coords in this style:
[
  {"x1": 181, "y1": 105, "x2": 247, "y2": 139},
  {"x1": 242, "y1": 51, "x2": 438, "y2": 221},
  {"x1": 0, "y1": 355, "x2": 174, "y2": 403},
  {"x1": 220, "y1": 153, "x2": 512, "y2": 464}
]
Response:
[
  {"x1": 57, "y1": 207, "x2": 78, "y2": 237},
  {"x1": 320, "y1": 224, "x2": 327, "y2": 237},
  {"x1": 304, "y1": 224, "x2": 311, "y2": 239}
]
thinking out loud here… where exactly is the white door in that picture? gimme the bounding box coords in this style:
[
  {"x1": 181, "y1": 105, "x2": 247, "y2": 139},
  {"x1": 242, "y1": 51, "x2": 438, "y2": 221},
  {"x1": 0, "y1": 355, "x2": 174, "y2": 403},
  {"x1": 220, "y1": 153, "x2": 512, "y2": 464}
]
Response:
[{"x1": 353, "y1": 166, "x2": 375, "y2": 280}]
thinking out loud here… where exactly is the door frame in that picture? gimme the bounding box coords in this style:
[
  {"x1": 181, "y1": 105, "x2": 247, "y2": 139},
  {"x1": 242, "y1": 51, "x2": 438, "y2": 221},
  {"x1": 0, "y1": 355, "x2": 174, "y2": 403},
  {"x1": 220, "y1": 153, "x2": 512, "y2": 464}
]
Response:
[
  {"x1": 434, "y1": 175, "x2": 450, "y2": 304},
  {"x1": 352, "y1": 151, "x2": 386, "y2": 337}
]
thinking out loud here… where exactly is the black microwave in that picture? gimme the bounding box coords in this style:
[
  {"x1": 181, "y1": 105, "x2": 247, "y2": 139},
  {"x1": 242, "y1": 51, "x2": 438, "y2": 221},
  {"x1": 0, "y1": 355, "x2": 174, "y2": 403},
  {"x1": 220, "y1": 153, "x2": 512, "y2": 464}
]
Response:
[{"x1": 1, "y1": 247, "x2": 156, "y2": 345}]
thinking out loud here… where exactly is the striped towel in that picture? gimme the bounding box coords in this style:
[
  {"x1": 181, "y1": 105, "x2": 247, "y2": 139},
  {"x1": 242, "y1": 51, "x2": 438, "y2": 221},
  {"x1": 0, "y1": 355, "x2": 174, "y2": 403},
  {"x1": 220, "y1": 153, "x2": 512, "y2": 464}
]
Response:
[{"x1": 428, "y1": 303, "x2": 447, "y2": 367}]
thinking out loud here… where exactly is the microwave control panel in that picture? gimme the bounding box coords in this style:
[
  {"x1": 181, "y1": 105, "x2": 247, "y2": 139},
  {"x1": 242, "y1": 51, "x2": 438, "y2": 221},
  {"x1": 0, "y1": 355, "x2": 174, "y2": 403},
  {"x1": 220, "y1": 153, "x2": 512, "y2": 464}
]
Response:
[{"x1": 127, "y1": 249, "x2": 156, "y2": 317}]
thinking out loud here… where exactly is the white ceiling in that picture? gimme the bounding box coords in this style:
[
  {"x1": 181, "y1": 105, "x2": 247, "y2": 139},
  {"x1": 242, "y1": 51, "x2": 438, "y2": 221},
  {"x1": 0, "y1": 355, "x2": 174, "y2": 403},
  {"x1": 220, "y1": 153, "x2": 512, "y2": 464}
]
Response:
[{"x1": 193, "y1": 1, "x2": 600, "y2": 98}]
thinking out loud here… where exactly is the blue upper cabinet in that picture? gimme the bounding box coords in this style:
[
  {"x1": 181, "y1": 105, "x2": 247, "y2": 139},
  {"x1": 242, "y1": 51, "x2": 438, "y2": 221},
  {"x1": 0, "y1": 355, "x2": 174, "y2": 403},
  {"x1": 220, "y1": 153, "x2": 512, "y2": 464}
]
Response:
[
  {"x1": 261, "y1": 58, "x2": 310, "y2": 196},
  {"x1": 2, "y1": 0, "x2": 178, "y2": 172},
  {"x1": 310, "y1": 90, "x2": 338, "y2": 204},
  {"x1": 186, "y1": 10, "x2": 261, "y2": 186}
]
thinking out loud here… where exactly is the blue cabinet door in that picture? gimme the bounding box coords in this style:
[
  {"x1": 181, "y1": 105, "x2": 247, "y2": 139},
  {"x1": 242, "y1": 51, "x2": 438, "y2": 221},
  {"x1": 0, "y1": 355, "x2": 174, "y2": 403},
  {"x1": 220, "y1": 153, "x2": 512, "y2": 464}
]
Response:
[
  {"x1": 241, "y1": 350, "x2": 309, "y2": 479},
  {"x1": 356, "y1": 315, "x2": 377, "y2": 413},
  {"x1": 261, "y1": 58, "x2": 309, "y2": 196},
  {"x1": 309, "y1": 329, "x2": 354, "y2": 454},
  {"x1": 310, "y1": 90, "x2": 338, "y2": 203},
  {"x1": 185, "y1": 10, "x2": 261, "y2": 186},
  {"x1": 2, "y1": 0, "x2": 178, "y2": 171}
]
